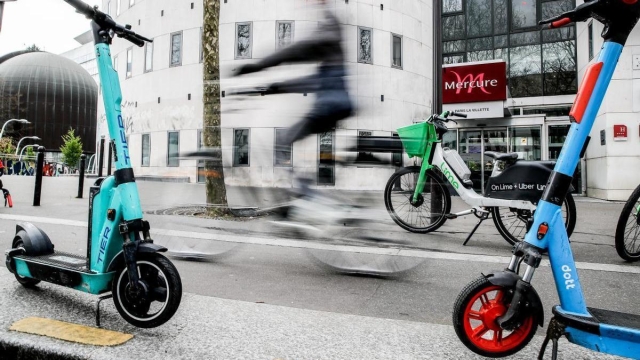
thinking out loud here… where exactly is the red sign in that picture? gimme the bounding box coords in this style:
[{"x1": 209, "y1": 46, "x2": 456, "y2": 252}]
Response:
[
  {"x1": 613, "y1": 124, "x2": 628, "y2": 140},
  {"x1": 443, "y1": 61, "x2": 507, "y2": 104}
]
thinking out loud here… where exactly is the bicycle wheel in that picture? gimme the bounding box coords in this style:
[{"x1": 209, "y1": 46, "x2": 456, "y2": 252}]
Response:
[
  {"x1": 615, "y1": 184, "x2": 640, "y2": 261},
  {"x1": 492, "y1": 193, "x2": 576, "y2": 245},
  {"x1": 384, "y1": 166, "x2": 451, "y2": 233}
]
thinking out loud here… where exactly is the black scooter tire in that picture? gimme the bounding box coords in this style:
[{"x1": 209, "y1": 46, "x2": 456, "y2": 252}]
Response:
[
  {"x1": 11, "y1": 238, "x2": 41, "y2": 288},
  {"x1": 112, "y1": 253, "x2": 182, "y2": 328},
  {"x1": 615, "y1": 184, "x2": 640, "y2": 261}
]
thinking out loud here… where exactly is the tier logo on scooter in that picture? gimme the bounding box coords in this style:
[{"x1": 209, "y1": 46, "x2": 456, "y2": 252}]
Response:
[
  {"x1": 97, "y1": 226, "x2": 111, "y2": 264},
  {"x1": 440, "y1": 162, "x2": 459, "y2": 189}
]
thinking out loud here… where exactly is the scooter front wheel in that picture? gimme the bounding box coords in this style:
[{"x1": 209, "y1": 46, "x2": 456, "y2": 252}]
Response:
[
  {"x1": 112, "y1": 253, "x2": 182, "y2": 328},
  {"x1": 453, "y1": 276, "x2": 536, "y2": 358}
]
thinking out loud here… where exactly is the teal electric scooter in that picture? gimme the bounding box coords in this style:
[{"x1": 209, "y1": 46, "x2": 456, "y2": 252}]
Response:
[{"x1": 4, "y1": 0, "x2": 182, "y2": 328}]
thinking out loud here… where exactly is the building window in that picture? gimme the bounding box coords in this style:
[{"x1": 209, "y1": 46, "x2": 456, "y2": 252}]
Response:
[
  {"x1": 391, "y1": 34, "x2": 402, "y2": 68},
  {"x1": 276, "y1": 21, "x2": 294, "y2": 49},
  {"x1": 116, "y1": 0, "x2": 121, "y2": 16},
  {"x1": 511, "y1": 0, "x2": 537, "y2": 29},
  {"x1": 442, "y1": 15, "x2": 465, "y2": 41},
  {"x1": 509, "y1": 126, "x2": 541, "y2": 161},
  {"x1": 588, "y1": 21, "x2": 594, "y2": 60},
  {"x1": 467, "y1": 0, "x2": 492, "y2": 37},
  {"x1": 170, "y1": 32, "x2": 183, "y2": 67},
  {"x1": 235, "y1": 22, "x2": 252, "y2": 59},
  {"x1": 318, "y1": 131, "x2": 335, "y2": 185},
  {"x1": 274, "y1": 129, "x2": 292, "y2": 167},
  {"x1": 144, "y1": 41, "x2": 153, "y2": 72},
  {"x1": 233, "y1": 129, "x2": 250, "y2": 166},
  {"x1": 141, "y1": 134, "x2": 150, "y2": 166},
  {"x1": 167, "y1": 132, "x2": 180, "y2": 167},
  {"x1": 126, "y1": 47, "x2": 133, "y2": 78},
  {"x1": 443, "y1": 0, "x2": 462, "y2": 13},
  {"x1": 358, "y1": 27, "x2": 373, "y2": 64}
]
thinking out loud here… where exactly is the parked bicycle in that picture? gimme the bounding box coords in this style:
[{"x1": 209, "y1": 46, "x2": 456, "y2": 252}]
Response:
[
  {"x1": 385, "y1": 111, "x2": 576, "y2": 245},
  {"x1": 615, "y1": 183, "x2": 640, "y2": 261}
]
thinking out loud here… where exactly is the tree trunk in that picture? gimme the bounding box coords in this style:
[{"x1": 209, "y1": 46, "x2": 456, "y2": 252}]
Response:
[{"x1": 202, "y1": 0, "x2": 227, "y2": 208}]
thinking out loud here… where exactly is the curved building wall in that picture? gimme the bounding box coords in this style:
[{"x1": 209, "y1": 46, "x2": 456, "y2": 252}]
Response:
[
  {"x1": 0, "y1": 51, "x2": 98, "y2": 152},
  {"x1": 102, "y1": 0, "x2": 432, "y2": 188}
]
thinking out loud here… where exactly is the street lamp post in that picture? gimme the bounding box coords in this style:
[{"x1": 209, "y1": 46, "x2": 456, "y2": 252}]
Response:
[
  {"x1": 15, "y1": 136, "x2": 41, "y2": 156},
  {"x1": 0, "y1": 119, "x2": 30, "y2": 139},
  {"x1": 18, "y1": 144, "x2": 39, "y2": 161}
]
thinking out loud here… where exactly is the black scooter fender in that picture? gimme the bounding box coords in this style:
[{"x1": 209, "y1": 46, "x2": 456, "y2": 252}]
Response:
[
  {"x1": 13, "y1": 222, "x2": 54, "y2": 256},
  {"x1": 107, "y1": 242, "x2": 168, "y2": 273},
  {"x1": 484, "y1": 271, "x2": 545, "y2": 327}
]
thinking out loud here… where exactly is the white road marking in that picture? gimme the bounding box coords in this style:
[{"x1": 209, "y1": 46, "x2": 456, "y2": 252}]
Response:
[{"x1": 1, "y1": 213, "x2": 638, "y2": 275}]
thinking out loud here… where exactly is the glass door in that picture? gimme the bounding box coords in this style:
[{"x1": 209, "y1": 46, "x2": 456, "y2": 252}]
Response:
[{"x1": 459, "y1": 128, "x2": 508, "y2": 193}]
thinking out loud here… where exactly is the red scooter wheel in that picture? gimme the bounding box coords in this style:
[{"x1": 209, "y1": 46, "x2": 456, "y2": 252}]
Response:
[{"x1": 453, "y1": 276, "x2": 537, "y2": 357}]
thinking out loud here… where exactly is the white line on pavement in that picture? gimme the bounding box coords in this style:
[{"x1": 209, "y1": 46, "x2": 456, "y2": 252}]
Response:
[{"x1": 1, "y1": 213, "x2": 639, "y2": 275}]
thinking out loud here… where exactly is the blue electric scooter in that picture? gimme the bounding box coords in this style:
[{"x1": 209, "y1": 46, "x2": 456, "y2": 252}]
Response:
[
  {"x1": 4, "y1": 0, "x2": 182, "y2": 328},
  {"x1": 452, "y1": 0, "x2": 640, "y2": 358}
]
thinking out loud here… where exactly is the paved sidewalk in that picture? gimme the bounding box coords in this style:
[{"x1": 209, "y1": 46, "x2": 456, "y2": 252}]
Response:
[{"x1": 0, "y1": 272, "x2": 621, "y2": 360}]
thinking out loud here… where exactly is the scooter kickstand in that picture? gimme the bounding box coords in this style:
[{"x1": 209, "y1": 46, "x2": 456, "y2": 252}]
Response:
[
  {"x1": 96, "y1": 293, "x2": 113, "y2": 328},
  {"x1": 538, "y1": 317, "x2": 565, "y2": 360},
  {"x1": 462, "y1": 210, "x2": 489, "y2": 246}
]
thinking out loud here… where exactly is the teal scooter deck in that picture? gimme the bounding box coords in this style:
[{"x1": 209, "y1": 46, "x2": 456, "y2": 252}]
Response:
[{"x1": 12, "y1": 252, "x2": 114, "y2": 294}]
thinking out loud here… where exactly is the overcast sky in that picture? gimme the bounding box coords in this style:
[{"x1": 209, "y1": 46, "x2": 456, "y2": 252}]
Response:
[{"x1": 0, "y1": 0, "x2": 102, "y2": 55}]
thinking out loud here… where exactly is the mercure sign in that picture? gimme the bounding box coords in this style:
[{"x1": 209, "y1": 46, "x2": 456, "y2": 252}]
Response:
[{"x1": 443, "y1": 61, "x2": 507, "y2": 104}]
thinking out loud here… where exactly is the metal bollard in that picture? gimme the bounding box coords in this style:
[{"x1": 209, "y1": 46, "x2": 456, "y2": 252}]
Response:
[
  {"x1": 33, "y1": 146, "x2": 45, "y2": 206},
  {"x1": 107, "y1": 141, "x2": 113, "y2": 176},
  {"x1": 98, "y1": 136, "x2": 105, "y2": 177},
  {"x1": 77, "y1": 154, "x2": 86, "y2": 199}
]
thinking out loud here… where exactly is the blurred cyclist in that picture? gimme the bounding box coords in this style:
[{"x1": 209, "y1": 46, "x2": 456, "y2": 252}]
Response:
[
  {"x1": 234, "y1": 0, "x2": 353, "y2": 148},
  {"x1": 234, "y1": 0, "x2": 356, "y2": 221}
]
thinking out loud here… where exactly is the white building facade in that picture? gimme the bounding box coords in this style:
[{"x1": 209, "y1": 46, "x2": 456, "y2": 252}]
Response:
[
  {"x1": 576, "y1": 6, "x2": 640, "y2": 200},
  {"x1": 97, "y1": 0, "x2": 433, "y2": 189}
]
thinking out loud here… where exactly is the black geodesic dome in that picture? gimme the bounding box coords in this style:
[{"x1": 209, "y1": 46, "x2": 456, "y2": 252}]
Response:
[{"x1": 0, "y1": 51, "x2": 97, "y2": 152}]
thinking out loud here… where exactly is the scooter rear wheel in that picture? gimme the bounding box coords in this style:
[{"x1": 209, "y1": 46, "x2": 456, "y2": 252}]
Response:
[
  {"x1": 453, "y1": 276, "x2": 536, "y2": 358},
  {"x1": 11, "y1": 238, "x2": 41, "y2": 288},
  {"x1": 112, "y1": 253, "x2": 182, "y2": 328}
]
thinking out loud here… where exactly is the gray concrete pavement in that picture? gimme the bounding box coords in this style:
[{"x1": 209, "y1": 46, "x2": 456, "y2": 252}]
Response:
[
  {"x1": 0, "y1": 272, "x2": 623, "y2": 360},
  {"x1": 0, "y1": 176, "x2": 636, "y2": 359}
]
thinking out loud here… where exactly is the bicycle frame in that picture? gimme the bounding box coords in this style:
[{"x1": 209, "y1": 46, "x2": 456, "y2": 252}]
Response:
[{"x1": 410, "y1": 120, "x2": 535, "y2": 210}]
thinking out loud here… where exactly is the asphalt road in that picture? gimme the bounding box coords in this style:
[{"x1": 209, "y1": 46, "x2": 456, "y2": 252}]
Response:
[{"x1": 0, "y1": 176, "x2": 637, "y2": 359}]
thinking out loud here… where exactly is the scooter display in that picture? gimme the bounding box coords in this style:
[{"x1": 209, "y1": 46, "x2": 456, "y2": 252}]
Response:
[
  {"x1": 4, "y1": 0, "x2": 182, "y2": 328},
  {"x1": 453, "y1": 0, "x2": 640, "y2": 358}
]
